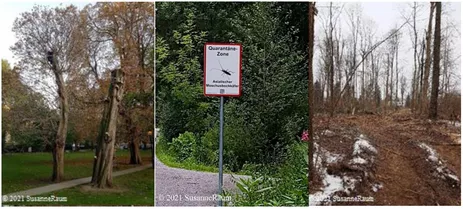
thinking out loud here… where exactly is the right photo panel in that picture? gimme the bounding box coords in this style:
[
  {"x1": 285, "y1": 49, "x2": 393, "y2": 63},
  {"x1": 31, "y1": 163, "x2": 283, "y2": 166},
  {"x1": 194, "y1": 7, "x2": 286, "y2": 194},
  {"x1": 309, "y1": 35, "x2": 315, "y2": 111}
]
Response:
[
  {"x1": 155, "y1": 1, "x2": 309, "y2": 207},
  {"x1": 308, "y1": 1, "x2": 461, "y2": 206}
]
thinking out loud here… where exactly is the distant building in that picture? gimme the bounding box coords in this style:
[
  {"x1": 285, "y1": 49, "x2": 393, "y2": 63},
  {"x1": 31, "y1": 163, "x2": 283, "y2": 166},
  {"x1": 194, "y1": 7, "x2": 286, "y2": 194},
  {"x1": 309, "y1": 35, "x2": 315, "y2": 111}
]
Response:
[
  {"x1": 155, "y1": 128, "x2": 160, "y2": 138},
  {"x1": 4, "y1": 132, "x2": 11, "y2": 144}
]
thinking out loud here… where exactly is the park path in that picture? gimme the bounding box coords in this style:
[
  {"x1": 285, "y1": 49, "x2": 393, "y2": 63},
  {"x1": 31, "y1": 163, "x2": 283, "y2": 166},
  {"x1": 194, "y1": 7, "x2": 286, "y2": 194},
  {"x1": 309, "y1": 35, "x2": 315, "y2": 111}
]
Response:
[
  {"x1": 3, "y1": 164, "x2": 151, "y2": 198},
  {"x1": 155, "y1": 156, "x2": 249, "y2": 206}
]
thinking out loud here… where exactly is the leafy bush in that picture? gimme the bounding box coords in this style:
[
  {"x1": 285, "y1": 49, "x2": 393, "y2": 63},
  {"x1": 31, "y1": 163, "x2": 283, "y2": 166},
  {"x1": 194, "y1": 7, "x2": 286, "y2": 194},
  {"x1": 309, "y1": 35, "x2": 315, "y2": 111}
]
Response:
[
  {"x1": 156, "y1": 2, "x2": 308, "y2": 169},
  {"x1": 230, "y1": 142, "x2": 308, "y2": 206},
  {"x1": 193, "y1": 128, "x2": 218, "y2": 166},
  {"x1": 168, "y1": 131, "x2": 196, "y2": 161}
]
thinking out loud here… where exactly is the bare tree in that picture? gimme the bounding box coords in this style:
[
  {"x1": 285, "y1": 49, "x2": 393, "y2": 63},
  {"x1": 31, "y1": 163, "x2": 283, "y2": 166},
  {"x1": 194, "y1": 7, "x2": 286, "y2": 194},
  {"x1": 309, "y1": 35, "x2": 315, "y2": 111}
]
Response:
[
  {"x1": 422, "y1": 3, "x2": 435, "y2": 115},
  {"x1": 429, "y1": 2, "x2": 441, "y2": 120},
  {"x1": 400, "y1": 75, "x2": 407, "y2": 106},
  {"x1": 11, "y1": 5, "x2": 82, "y2": 182},
  {"x1": 402, "y1": 2, "x2": 421, "y2": 112}
]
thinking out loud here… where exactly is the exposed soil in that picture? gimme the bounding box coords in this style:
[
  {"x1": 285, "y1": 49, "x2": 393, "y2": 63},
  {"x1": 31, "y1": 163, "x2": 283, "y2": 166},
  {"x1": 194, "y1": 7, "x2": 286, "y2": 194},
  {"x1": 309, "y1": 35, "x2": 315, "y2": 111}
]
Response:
[{"x1": 310, "y1": 109, "x2": 461, "y2": 205}]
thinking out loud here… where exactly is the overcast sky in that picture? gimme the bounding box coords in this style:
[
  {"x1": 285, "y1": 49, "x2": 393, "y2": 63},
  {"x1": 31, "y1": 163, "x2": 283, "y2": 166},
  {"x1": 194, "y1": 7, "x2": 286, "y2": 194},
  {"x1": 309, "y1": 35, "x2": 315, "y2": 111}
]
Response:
[
  {"x1": 1, "y1": 1, "x2": 461, "y2": 94},
  {"x1": 0, "y1": 1, "x2": 90, "y2": 108},
  {"x1": 314, "y1": 2, "x2": 461, "y2": 93},
  {"x1": 0, "y1": 1, "x2": 89, "y2": 66}
]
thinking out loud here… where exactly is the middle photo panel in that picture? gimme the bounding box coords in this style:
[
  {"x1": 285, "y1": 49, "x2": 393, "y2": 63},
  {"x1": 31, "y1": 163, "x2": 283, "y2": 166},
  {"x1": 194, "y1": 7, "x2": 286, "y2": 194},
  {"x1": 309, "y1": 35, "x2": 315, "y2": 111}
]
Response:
[{"x1": 155, "y1": 2, "x2": 309, "y2": 207}]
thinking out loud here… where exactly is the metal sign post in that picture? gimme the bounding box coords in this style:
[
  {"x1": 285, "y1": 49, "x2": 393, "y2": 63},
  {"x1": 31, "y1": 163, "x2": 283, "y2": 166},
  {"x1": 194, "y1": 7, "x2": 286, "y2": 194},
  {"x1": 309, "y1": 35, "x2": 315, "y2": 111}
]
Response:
[
  {"x1": 218, "y1": 96, "x2": 224, "y2": 206},
  {"x1": 203, "y1": 42, "x2": 242, "y2": 207}
]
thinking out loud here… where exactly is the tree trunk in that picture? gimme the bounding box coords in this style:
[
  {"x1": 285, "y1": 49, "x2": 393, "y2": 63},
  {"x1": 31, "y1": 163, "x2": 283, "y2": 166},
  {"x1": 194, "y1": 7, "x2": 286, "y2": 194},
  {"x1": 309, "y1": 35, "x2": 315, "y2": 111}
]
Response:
[
  {"x1": 361, "y1": 53, "x2": 365, "y2": 110},
  {"x1": 308, "y1": 1, "x2": 316, "y2": 185},
  {"x1": 417, "y1": 38, "x2": 425, "y2": 113},
  {"x1": 429, "y1": 2, "x2": 441, "y2": 120},
  {"x1": 385, "y1": 54, "x2": 389, "y2": 107},
  {"x1": 412, "y1": 2, "x2": 419, "y2": 112},
  {"x1": 329, "y1": 2, "x2": 335, "y2": 117},
  {"x1": 129, "y1": 126, "x2": 143, "y2": 164},
  {"x1": 51, "y1": 68, "x2": 68, "y2": 182},
  {"x1": 91, "y1": 69, "x2": 125, "y2": 188},
  {"x1": 395, "y1": 39, "x2": 399, "y2": 105},
  {"x1": 390, "y1": 51, "x2": 393, "y2": 107},
  {"x1": 422, "y1": 3, "x2": 435, "y2": 115},
  {"x1": 51, "y1": 142, "x2": 65, "y2": 182}
]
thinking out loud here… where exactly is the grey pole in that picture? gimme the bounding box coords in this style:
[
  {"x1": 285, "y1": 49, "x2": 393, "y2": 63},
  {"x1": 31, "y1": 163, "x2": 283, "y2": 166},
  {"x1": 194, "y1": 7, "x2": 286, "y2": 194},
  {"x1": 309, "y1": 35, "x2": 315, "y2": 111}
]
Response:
[{"x1": 218, "y1": 96, "x2": 224, "y2": 206}]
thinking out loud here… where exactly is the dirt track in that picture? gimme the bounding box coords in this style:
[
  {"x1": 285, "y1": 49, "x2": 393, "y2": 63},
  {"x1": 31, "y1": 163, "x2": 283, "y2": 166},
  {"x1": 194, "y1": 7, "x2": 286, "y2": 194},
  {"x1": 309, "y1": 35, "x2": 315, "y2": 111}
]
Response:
[{"x1": 311, "y1": 109, "x2": 461, "y2": 205}]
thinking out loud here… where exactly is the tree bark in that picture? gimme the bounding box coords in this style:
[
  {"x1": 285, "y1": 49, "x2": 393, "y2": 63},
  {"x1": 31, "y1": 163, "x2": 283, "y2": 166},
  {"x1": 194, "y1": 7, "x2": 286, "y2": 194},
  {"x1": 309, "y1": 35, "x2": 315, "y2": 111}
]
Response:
[
  {"x1": 51, "y1": 65, "x2": 68, "y2": 182},
  {"x1": 429, "y1": 2, "x2": 441, "y2": 120},
  {"x1": 91, "y1": 69, "x2": 125, "y2": 188},
  {"x1": 129, "y1": 126, "x2": 143, "y2": 164},
  {"x1": 389, "y1": 50, "x2": 393, "y2": 107},
  {"x1": 412, "y1": 2, "x2": 419, "y2": 112},
  {"x1": 329, "y1": 2, "x2": 335, "y2": 117},
  {"x1": 386, "y1": 54, "x2": 389, "y2": 107},
  {"x1": 395, "y1": 35, "x2": 399, "y2": 105},
  {"x1": 422, "y1": 3, "x2": 435, "y2": 115}
]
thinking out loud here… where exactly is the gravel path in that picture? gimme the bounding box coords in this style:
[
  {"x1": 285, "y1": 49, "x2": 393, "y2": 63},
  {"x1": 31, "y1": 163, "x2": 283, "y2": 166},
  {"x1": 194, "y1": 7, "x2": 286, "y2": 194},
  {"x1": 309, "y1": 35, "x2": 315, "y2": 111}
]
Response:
[{"x1": 155, "y1": 156, "x2": 249, "y2": 206}]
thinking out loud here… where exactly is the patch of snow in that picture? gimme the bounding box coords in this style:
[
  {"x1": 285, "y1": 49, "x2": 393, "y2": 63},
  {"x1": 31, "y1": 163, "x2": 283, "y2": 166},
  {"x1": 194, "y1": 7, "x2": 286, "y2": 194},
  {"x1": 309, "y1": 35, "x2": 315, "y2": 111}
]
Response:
[
  {"x1": 343, "y1": 176, "x2": 358, "y2": 195},
  {"x1": 322, "y1": 129, "x2": 335, "y2": 137},
  {"x1": 313, "y1": 143, "x2": 344, "y2": 168},
  {"x1": 310, "y1": 135, "x2": 380, "y2": 206},
  {"x1": 447, "y1": 174, "x2": 460, "y2": 184},
  {"x1": 310, "y1": 143, "x2": 347, "y2": 205},
  {"x1": 372, "y1": 183, "x2": 383, "y2": 192},
  {"x1": 442, "y1": 120, "x2": 461, "y2": 128},
  {"x1": 323, "y1": 174, "x2": 344, "y2": 194},
  {"x1": 454, "y1": 121, "x2": 461, "y2": 128},
  {"x1": 418, "y1": 142, "x2": 460, "y2": 185},
  {"x1": 309, "y1": 173, "x2": 346, "y2": 206},
  {"x1": 326, "y1": 153, "x2": 343, "y2": 164},
  {"x1": 353, "y1": 135, "x2": 377, "y2": 155},
  {"x1": 419, "y1": 143, "x2": 439, "y2": 163},
  {"x1": 350, "y1": 156, "x2": 368, "y2": 165},
  {"x1": 309, "y1": 192, "x2": 329, "y2": 206}
]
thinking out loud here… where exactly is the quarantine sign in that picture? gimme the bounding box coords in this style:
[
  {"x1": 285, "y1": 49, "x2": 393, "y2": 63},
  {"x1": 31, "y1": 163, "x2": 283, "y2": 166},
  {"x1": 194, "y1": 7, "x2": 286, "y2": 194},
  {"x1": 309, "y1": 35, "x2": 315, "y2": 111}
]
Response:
[{"x1": 204, "y1": 43, "x2": 242, "y2": 97}]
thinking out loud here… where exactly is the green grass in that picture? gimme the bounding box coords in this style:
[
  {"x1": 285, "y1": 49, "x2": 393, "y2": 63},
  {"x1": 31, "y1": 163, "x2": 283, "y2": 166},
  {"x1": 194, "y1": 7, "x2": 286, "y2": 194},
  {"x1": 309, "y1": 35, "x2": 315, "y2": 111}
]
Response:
[
  {"x1": 156, "y1": 141, "x2": 244, "y2": 175},
  {"x1": 5, "y1": 169, "x2": 154, "y2": 206},
  {"x1": 2, "y1": 149, "x2": 152, "y2": 194}
]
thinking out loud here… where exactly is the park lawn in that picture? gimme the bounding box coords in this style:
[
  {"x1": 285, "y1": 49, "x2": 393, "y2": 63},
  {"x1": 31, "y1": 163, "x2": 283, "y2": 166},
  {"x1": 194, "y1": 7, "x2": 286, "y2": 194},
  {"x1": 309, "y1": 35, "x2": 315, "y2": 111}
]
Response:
[
  {"x1": 7, "y1": 169, "x2": 154, "y2": 206},
  {"x1": 2, "y1": 149, "x2": 152, "y2": 194}
]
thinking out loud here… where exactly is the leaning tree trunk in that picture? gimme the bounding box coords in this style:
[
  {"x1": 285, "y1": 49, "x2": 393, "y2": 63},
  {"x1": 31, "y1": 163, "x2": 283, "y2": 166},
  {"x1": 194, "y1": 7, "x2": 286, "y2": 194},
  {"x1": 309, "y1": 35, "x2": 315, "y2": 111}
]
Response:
[
  {"x1": 52, "y1": 68, "x2": 68, "y2": 182},
  {"x1": 91, "y1": 69, "x2": 125, "y2": 188},
  {"x1": 429, "y1": 2, "x2": 441, "y2": 120}
]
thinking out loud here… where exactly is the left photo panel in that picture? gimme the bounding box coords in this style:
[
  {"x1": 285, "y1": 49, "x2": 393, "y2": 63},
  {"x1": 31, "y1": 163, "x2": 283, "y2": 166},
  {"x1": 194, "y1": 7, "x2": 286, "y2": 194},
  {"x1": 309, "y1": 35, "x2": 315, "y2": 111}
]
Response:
[{"x1": 1, "y1": 2, "x2": 155, "y2": 206}]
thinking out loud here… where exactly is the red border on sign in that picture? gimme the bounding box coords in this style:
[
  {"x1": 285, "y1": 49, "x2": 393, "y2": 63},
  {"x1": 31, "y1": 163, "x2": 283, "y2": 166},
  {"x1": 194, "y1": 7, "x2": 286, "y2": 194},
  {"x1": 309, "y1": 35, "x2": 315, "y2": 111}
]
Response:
[{"x1": 203, "y1": 42, "x2": 242, "y2": 97}]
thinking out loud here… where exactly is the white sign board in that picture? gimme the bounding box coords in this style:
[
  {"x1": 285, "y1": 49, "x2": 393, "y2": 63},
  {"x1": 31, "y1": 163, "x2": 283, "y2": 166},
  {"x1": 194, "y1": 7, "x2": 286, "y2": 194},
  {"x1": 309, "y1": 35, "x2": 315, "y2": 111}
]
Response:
[{"x1": 204, "y1": 43, "x2": 242, "y2": 97}]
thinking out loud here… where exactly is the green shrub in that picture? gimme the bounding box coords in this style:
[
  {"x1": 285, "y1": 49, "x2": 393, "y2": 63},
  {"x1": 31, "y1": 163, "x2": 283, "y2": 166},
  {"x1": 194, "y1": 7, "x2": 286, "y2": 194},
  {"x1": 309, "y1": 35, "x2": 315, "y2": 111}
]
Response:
[
  {"x1": 193, "y1": 128, "x2": 218, "y2": 165},
  {"x1": 230, "y1": 142, "x2": 308, "y2": 206},
  {"x1": 168, "y1": 131, "x2": 196, "y2": 162}
]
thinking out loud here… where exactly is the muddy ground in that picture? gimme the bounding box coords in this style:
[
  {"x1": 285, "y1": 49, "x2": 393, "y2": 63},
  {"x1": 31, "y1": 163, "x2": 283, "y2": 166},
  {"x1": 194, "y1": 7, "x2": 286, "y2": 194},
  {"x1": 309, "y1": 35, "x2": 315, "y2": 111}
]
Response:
[{"x1": 310, "y1": 109, "x2": 461, "y2": 205}]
